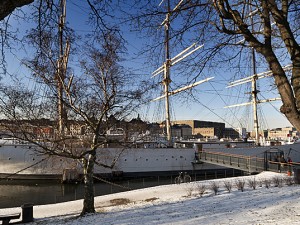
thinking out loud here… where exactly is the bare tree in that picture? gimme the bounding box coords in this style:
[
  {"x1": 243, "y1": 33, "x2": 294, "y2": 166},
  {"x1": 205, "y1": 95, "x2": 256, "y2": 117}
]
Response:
[
  {"x1": 0, "y1": 30, "x2": 142, "y2": 215},
  {"x1": 0, "y1": 0, "x2": 143, "y2": 216},
  {"x1": 71, "y1": 33, "x2": 142, "y2": 215}
]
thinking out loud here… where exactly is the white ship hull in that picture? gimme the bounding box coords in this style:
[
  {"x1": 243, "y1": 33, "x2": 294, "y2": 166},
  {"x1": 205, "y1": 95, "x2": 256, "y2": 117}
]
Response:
[
  {"x1": 0, "y1": 143, "x2": 224, "y2": 180},
  {"x1": 1, "y1": 140, "x2": 299, "y2": 180}
]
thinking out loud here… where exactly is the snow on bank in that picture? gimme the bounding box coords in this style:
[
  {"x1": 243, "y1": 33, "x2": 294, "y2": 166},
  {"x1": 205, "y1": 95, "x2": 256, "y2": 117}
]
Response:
[{"x1": 1, "y1": 172, "x2": 300, "y2": 224}]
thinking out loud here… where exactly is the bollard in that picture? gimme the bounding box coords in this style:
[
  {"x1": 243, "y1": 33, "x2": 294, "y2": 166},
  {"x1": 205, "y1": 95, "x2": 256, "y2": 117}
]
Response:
[
  {"x1": 21, "y1": 203, "x2": 34, "y2": 223},
  {"x1": 294, "y1": 168, "x2": 300, "y2": 184}
]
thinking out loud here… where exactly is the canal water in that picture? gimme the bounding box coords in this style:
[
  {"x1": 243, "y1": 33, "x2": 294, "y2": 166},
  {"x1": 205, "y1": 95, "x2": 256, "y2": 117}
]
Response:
[
  {"x1": 0, "y1": 176, "x2": 175, "y2": 209},
  {"x1": 0, "y1": 170, "x2": 243, "y2": 209}
]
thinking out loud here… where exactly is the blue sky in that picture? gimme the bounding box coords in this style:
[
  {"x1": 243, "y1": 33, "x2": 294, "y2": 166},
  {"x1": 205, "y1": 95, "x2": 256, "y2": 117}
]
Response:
[{"x1": 2, "y1": 0, "x2": 292, "y2": 130}]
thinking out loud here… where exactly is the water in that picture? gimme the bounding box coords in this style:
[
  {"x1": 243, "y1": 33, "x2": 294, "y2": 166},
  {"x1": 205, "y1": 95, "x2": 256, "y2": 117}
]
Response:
[
  {"x1": 0, "y1": 170, "x2": 243, "y2": 209},
  {"x1": 0, "y1": 177, "x2": 174, "y2": 209}
]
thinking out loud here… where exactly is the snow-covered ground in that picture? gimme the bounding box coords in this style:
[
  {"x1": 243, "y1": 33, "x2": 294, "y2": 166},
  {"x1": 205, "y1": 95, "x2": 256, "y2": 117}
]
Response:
[{"x1": 1, "y1": 172, "x2": 300, "y2": 224}]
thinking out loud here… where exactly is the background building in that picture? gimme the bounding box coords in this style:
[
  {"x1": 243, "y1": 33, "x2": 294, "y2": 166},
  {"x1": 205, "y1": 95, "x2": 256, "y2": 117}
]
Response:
[
  {"x1": 171, "y1": 124, "x2": 192, "y2": 139},
  {"x1": 267, "y1": 127, "x2": 298, "y2": 140},
  {"x1": 172, "y1": 120, "x2": 225, "y2": 138},
  {"x1": 224, "y1": 127, "x2": 247, "y2": 139}
]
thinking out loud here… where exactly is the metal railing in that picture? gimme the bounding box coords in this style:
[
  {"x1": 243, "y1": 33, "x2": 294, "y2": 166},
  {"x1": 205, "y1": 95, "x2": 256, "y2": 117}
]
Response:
[{"x1": 198, "y1": 151, "x2": 293, "y2": 173}]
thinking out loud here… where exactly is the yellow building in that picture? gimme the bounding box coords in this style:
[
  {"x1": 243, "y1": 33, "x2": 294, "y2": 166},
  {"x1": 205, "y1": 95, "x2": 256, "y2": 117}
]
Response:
[{"x1": 172, "y1": 120, "x2": 225, "y2": 138}]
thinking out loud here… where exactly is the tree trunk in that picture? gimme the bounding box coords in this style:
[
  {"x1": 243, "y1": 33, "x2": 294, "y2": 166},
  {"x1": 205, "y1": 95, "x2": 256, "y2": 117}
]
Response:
[
  {"x1": 262, "y1": 49, "x2": 300, "y2": 131},
  {"x1": 0, "y1": 0, "x2": 34, "y2": 20},
  {"x1": 80, "y1": 151, "x2": 96, "y2": 216}
]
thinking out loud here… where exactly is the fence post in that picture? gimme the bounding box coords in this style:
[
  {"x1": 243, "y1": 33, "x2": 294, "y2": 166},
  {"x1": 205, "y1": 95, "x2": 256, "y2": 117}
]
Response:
[
  {"x1": 21, "y1": 203, "x2": 34, "y2": 223},
  {"x1": 248, "y1": 156, "x2": 251, "y2": 174}
]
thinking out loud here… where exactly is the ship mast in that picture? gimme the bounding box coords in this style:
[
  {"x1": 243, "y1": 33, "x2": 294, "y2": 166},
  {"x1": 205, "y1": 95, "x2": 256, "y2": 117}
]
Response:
[
  {"x1": 250, "y1": 4, "x2": 260, "y2": 144},
  {"x1": 57, "y1": 0, "x2": 70, "y2": 135},
  {"x1": 225, "y1": 6, "x2": 283, "y2": 145},
  {"x1": 152, "y1": 0, "x2": 213, "y2": 147},
  {"x1": 163, "y1": 0, "x2": 172, "y2": 146},
  {"x1": 225, "y1": 67, "x2": 291, "y2": 145},
  {"x1": 251, "y1": 49, "x2": 260, "y2": 144}
]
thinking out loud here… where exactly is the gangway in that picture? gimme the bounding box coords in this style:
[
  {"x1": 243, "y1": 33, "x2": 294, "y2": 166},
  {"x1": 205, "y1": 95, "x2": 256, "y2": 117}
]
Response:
[{"x1": 196, "y1": 150, "x2": 294, "y2": 174}]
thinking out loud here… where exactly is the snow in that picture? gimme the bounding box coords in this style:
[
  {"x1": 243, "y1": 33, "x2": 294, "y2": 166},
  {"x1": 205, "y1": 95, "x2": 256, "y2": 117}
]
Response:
[{"x1": 1, "y1": 171, "x2": 300, "y2": 224}]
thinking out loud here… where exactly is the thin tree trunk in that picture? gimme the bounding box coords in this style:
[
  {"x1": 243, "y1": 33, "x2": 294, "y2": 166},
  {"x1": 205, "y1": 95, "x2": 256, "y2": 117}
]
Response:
[{"x1": 81, "y1": 151, "x2": 96, "y2": 216}]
